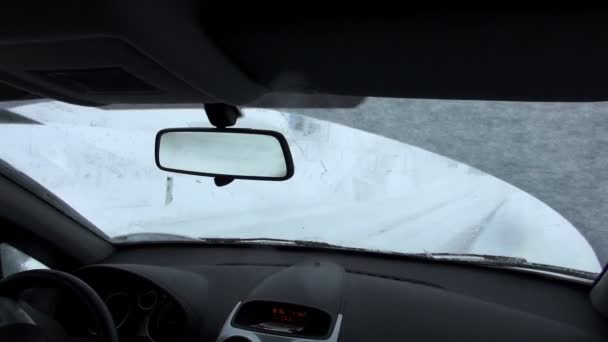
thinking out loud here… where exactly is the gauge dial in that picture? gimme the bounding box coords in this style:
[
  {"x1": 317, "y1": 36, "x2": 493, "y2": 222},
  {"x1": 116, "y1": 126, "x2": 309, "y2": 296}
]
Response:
[
  {"x1": 104, "y1": 292, "x2": 131, "y2": 328},
  {"x1": 138, "y1": 290, "x2": 158, "y2": 310},
  {"x1": 148, "y1": 300, "x2": 185, "y2": 342}
]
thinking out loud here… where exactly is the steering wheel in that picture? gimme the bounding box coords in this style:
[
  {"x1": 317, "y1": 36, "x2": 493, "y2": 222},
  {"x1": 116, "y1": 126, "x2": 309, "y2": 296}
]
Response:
[{"x1": 0, "y1": 269, "x2": 118, "y2": 342}]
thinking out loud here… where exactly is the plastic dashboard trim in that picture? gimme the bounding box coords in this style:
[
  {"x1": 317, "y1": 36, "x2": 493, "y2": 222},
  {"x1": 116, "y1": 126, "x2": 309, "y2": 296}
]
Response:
[{"x1": 216, "y1": 301, "x2": 343, "y2": 342}]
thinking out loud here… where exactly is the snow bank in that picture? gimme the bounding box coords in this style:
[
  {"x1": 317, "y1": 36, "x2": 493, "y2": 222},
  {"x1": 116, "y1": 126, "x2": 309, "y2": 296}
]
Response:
[{"x1": 0, "y1": 101, "x2": 601, "y2": 273}]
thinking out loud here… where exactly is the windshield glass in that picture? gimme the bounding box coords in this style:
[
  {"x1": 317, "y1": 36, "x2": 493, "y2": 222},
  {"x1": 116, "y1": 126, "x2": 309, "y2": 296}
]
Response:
[{"x1": 0, "y1": 100, "x2": 605, "y2": 275}]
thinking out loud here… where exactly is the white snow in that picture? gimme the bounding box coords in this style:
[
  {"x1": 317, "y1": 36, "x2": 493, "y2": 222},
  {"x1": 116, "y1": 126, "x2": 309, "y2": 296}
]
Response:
[{"x1": 0, "y1": 101, "x2": 601, "y2": 273}]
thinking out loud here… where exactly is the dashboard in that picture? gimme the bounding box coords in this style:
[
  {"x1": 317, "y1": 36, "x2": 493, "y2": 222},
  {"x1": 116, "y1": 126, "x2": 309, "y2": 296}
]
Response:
[
  {"x1": 75, "y1": 261, "x2": 343, "y2": 342},
  {"x1": 17, "y1": 245, "x2": 606, "y2": 342}
]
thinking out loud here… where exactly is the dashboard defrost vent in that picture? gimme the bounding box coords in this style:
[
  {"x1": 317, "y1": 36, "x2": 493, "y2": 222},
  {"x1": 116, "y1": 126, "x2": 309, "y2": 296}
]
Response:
[{"x1": 347, "y1": 269, "x2": 444, "y2": 289}]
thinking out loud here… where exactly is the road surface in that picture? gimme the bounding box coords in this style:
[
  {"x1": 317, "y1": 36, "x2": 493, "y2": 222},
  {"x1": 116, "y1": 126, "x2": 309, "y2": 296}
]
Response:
[{"x1": 290, "y1": 98, "x2": 608, "y2": 266}]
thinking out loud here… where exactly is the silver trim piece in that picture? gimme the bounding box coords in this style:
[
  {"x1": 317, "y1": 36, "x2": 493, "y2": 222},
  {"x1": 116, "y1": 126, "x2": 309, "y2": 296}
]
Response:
[{"x1": 216, "y1": 302, "x2": 343, "y2": 342}]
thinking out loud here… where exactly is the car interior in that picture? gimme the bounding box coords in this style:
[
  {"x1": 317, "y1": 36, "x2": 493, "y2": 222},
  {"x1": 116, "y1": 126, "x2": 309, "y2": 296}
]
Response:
[{"x1": 1, "y1": 3, "x2": 608, "y2": 342}]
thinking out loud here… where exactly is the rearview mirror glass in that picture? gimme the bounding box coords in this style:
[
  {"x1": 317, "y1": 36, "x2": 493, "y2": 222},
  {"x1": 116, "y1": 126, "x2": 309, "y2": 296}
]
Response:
[{"x1": 155, "y1": 128, "x2": 294, "y2": 180}]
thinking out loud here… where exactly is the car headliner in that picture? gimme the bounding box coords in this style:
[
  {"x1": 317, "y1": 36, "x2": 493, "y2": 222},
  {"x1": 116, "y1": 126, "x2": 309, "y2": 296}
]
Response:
[{"x1": 0, "y1": 5, "x2": 607, "y2": 106}]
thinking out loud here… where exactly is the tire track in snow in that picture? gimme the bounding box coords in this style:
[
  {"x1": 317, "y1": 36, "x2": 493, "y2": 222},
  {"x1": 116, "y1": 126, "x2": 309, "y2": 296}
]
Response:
[{"x1": 437, "y1": 199, "x2": 507, "y2": 252}]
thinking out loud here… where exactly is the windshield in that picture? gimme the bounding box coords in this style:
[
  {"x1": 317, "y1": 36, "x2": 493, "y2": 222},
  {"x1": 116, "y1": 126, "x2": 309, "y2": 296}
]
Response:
[{"x1": 0, "y1": 100, "x2": 605, "y2": 275}]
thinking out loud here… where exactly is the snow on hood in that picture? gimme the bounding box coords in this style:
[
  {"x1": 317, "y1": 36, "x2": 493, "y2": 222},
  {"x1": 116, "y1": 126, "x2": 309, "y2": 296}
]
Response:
[{"x1": 0, "y1": 101, "x2": 602, "y2": 273}]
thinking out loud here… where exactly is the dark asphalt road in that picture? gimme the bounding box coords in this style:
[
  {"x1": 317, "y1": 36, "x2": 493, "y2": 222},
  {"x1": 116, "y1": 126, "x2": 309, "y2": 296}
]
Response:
[{"x1": 291, "y1": 98, "x2": 608, "y2": 267}]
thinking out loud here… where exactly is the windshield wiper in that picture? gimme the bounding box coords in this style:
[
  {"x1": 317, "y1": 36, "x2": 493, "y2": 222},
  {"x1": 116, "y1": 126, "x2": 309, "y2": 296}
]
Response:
[
  {"x1": 115, "y1": 235, "x2": 596, "y2": 281},
  {"x1": 425, "y1": 253, "x2": 598, "y2": 281},
  {"x1": 424, "y1": 252, "x2": 527, "y2": 264},
  {"x1": 195, "y1": 238, "x2": 597, "y2": 281},
  {"x1": 196, "y1": 237, "x2": 338, "y2": 248},
  {"x1": 114, "y1": 235, "x2": 341, "y2": 248},
  {"x1": 114, "y1": 232, "x2": 201, "y2": 242}
]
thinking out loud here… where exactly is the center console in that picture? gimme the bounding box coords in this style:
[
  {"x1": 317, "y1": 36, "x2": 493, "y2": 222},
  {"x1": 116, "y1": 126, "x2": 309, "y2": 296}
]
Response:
[{"x1": 215, "y1": 260, "x2": 345, "y2": 342}]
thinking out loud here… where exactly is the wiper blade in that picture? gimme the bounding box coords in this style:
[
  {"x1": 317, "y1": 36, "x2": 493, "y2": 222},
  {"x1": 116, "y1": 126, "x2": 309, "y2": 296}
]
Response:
[
  {"x1": 425, "y1": 253, "x2": 597, "y2": 280},
  {"x1": 114, "y1": 232, "x2": 200, "y2": 242},
  {"x1": 198, "y1": 240, "x2": 522, "y2": 265},
  {"x1": 195, "y1": 238, "x2": 596, "y2": 281},
  {"x1": 425, "y1": 253, "x2": 528, "y2": 264},
  {"x1": 197, "y1": 237, "x2": 337, "y2": 248}
]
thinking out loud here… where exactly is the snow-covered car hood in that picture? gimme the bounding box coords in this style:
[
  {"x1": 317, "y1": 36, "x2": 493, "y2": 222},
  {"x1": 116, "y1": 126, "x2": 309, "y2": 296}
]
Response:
[{"x1": 0, "y1": 101, "x2": 601, "y2": 273}]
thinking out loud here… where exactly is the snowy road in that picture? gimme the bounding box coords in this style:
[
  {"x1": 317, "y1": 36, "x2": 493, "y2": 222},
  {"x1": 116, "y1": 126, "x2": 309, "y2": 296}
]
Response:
[
  {"x1": 292, "y1": 98, "x2": 608, "y2": 267},
  {"x1": 0, "y1": 100, "x2": 602, "y2": 273}
]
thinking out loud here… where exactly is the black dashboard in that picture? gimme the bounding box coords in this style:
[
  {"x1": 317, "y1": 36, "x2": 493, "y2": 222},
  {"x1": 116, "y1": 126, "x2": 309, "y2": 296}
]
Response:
[
  {"x1": 74, "y1": 260, "x2": 344, "y2": 342},
  {"x1": 14, "y1": 245, "x2": 607, "y2": 342}
]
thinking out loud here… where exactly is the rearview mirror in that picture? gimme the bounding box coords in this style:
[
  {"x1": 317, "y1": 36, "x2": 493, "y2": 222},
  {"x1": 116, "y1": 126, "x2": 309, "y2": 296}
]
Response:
[{"x1": 155, "y1": 128, "x2": 294, "y2": 181}]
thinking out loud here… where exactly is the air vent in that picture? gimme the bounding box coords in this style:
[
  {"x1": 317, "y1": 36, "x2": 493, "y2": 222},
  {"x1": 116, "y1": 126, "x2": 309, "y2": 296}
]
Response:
[{"x1": 34, "y1": 67, "x2": 156, "y2": 93}]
